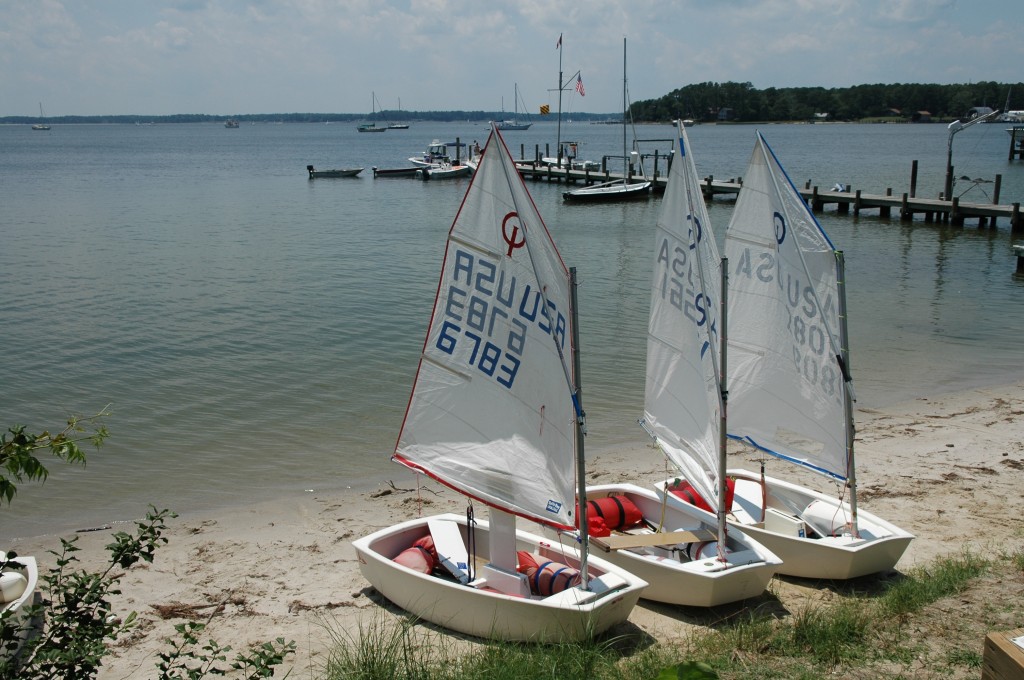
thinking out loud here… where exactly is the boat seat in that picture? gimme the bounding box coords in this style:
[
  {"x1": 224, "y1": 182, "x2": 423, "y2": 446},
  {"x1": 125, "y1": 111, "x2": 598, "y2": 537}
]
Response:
[
  {"x1": 427, "y1": 519, "x2": 470, "y2": 584},
  {"x1": 590, "y1": 528, "x2": 715, "y2": 552}
]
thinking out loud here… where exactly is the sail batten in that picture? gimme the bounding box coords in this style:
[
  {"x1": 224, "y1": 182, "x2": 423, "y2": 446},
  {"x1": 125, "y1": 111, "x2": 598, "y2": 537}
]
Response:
[
  {"x1": 394, "y1": 126, "x2": 577, "y2": 531},
  {"x1": 725, "y1": 132, "x2": 851, "y2": 481}
]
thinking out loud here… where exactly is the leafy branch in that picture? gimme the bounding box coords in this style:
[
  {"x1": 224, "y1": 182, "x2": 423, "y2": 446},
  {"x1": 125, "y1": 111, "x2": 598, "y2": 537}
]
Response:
[{"x1": 0, "y1": 407, "x2": 111, "y2": 505}]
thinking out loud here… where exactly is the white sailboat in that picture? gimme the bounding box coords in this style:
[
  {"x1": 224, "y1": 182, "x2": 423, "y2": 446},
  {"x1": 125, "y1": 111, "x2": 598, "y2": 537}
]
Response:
[
  {"x1": 602, "y1": 120, "x2": 780, "y2": 606},
  {"x1": 495, "y1": 84, "x2": 532, "y2": 131},
  {"x1": 353, "y1": 124, "x2": 647, "y2": 642},
  {"x1": 563, "y1": 38, "x2": 650, "y2": 202},
  {"x1": 357, "y1": 92, "x2": 387, "y2": 132},
  {"x1": 30, "y1": 103, "x2": 50, "y2": 131},
  {"x1": 711, "y1": 132, "x2": 914, "y2": 580}
]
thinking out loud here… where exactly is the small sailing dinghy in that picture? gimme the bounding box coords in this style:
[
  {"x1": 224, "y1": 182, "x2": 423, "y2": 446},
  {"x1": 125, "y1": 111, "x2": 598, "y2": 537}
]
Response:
[
  {"x1": 663, "y1": 132, "x2": 913, "y2": 580},
  {"x1": 353, "y1": 124, "x2": 647, "y2": 642},
  {"x1": 620, "y1": 121, "x2": 780, "y2": 606}
]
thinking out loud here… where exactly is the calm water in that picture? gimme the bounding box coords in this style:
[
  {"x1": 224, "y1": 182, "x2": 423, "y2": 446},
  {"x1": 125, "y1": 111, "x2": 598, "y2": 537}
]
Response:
[{"x1": 3, "y1": 120, "x2": 1023, "y2": 537}]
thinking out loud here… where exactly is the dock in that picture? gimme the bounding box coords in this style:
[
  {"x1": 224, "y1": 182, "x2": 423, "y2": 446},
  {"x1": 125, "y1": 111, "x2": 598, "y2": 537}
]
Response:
[{"x1": 513, "y1": 156, "x2": 1023, "y2": 232}]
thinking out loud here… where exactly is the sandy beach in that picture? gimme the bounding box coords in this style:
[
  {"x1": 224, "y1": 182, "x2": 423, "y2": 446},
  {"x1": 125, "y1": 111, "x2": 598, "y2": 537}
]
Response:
[{"x1": 8, "y1": 381, "x2": 1024, "y2": 678}]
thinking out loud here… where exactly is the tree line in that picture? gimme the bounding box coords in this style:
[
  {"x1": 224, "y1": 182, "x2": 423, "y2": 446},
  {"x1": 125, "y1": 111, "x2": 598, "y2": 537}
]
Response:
[
  {"x1": 630, "y1": 80, "x2": 1024, "y2": 123},
  {"x1": 5, "y1": 81, "x2": 1023, "y2": 125}
]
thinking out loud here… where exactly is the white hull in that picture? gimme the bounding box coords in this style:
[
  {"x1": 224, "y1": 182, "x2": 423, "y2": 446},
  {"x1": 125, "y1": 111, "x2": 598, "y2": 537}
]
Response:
[
  {"x1": 563, "y1": 179, "x2": 651, "y2": 202},
  {"x1": 496, "y1": 121, "x2": 531, "y2": 131},
  {"x1": 423, "y1": 164, "x2": 471, "y2": 180},
  {"x1": 656, "y1": 472, "x2": 914, "y2": 580},
  {"x1": 353, "y1": 513, "x2": 646, "y2": 642},
  {"x1": 1, "y1": 554, "x2": 39, "y2": 660},
  {"x1": 584, "y1": 484, "x2": 780, "y2": 606}
]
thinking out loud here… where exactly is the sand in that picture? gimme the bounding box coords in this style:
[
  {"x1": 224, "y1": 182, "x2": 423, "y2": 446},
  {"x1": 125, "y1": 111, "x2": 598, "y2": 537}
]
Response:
[{"x1": 7, "y1": 381, "x2": 1024, "y2": 678}]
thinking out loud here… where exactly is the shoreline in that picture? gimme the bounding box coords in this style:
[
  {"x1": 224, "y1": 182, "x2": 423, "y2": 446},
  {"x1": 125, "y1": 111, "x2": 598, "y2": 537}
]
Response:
[{"x1": 7, "y1": 381, "x2": 1024, "y2": 677}]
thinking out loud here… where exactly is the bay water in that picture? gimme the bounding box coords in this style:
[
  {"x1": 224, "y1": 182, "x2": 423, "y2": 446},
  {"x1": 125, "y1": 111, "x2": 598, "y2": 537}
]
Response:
[{"x1": 3, "y1": 119, "x2": 1023, "y2": 537}]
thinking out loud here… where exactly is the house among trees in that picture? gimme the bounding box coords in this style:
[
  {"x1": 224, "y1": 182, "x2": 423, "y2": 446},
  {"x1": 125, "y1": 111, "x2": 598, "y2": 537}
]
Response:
[{"x1": 911, "y1": 111, "x2": 932, "y2": 123}]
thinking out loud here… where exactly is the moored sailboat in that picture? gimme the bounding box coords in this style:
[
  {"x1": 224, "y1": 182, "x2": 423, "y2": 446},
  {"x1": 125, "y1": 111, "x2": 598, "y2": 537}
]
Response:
[
  {"x1": 30, "y1": 103, "x2": 50, "y2": 131},
  {"x1": 698, "y1": 132, "x2": 914, "y2": 580},
  {"x1": 352, "y1": 123, "x2": 646, "y2": 642},
  {"x1": 357, "y1": 92, "x2": 387, "y2": 132},
  {"x1": 563, "y1": 38, "x2": 650, "y2": 202},
  {"x1": 495, "y1": 83, "x2": 532, "y2": 131}
]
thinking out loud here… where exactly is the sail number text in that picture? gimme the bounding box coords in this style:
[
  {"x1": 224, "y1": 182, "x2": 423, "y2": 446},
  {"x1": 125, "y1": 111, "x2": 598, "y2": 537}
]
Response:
[{"x1": 434, "y1": 249, "x2": 567, "y2": 389}]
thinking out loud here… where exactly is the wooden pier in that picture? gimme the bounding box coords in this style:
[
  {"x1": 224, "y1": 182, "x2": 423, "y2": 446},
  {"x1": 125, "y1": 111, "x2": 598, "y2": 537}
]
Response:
[{"x1": 513, "y1": 155, "x2": 1023, "y2": 232}]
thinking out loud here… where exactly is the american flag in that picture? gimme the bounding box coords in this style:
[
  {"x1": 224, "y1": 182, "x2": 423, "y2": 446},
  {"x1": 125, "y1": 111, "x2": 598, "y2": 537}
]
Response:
[
  {"x1": 556, "y1": 34, "x2": 562, "y2": 49},
  {"x1": 575, "y1": 75, "x2": 585, "y2": 97}
]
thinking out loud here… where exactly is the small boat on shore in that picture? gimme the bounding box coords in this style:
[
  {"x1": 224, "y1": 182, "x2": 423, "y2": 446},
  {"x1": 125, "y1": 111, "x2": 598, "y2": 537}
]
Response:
[
  {"x1": 307, "y1": 165, "x2": 363, "y2": 178},
  {"x1": 353, "y1": 124, "x2": 647, "y2": 642}
]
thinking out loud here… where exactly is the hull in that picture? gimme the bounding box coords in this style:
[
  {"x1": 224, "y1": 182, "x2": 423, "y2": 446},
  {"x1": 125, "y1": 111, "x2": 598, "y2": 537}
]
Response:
[
  {"x1": 1, "y1": 554, "x2": 39, "y2": 660},
  {"x1": 563, "y1": 180, "x2": 651, "y2": 202},
  {"x1": 353, "y1": 513, "x2": 646, "y2": 642},
  {"x1": 422, "y1": 165, "x2": 471, "y2": 180},
  {"x1": 307, "y1": 167, "x2": 363, "y2": 178},
  {"x1": 496, "y1": 121, "x2": 532, "y2": 131},
  {"x1": 584, "y1": 484, "x2": 780, "y2": 606},
  {"x1": 372, "y1": 167, "x2": 422, "y2": 178},
  {"x1": 656, "y1": 471, "x2": 915, "y2": 580}
]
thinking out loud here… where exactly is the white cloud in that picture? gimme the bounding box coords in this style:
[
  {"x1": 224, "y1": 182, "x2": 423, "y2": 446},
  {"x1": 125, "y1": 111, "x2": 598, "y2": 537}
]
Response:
[{"x1": 1, "y1": 0, "x2": 1019, "y2": 116}]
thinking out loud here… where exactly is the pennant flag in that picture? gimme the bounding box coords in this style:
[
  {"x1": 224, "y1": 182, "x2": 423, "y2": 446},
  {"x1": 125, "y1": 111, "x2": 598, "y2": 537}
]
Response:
[
  {"x1": 556, "y1": 34, "x2": 562, "y2": 49},
  {"x1": 540, "y1": 104, "x2": 550, "y2": 115},
  {"x1": 576, "y1": 75, "x2": 585, "y2": 97}
]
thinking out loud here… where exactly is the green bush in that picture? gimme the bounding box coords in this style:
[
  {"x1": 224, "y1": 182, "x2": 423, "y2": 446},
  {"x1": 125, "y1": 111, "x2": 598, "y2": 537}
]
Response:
[{"x1": 0, "y1": 414, "x2": 295, "y2": 679}]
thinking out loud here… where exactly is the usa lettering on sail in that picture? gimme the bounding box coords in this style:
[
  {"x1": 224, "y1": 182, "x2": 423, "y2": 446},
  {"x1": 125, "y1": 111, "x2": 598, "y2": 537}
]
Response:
[{"x1": 434, "y1": 248, "x2": 567, "y2": 389}]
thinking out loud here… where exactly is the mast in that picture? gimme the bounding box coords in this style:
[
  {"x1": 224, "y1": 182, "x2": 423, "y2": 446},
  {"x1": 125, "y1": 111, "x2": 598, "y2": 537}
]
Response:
[
  {"x1": 622, "y1": 38, "x2": 627, "y2": 182},
  {"x1": 556, "y1": 35, "x2": 564, "y2": 166},
  {"x1": 717, "y1": 257, "x2": 729, "y2": 553},
  {"x1": 836, "y1": 251, "x2": 859, "y2": 537},
  {"x1": 569, "y1": 265, "x2": 590, "y2": 589}
]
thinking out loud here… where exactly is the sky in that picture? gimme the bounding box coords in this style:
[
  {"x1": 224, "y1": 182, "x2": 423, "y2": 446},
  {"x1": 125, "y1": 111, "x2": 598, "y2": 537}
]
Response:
[{"x1": 3, "y1": 0, "x2": 1022, "y2": 117}]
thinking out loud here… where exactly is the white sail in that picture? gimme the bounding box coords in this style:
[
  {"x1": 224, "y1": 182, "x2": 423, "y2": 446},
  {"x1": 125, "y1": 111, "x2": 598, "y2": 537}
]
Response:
[
  {"x1": 724, "y1": 133, "x2": 850, "y2": 480},
  {"x1": 643, "y1": 122, "x2": 722, "y2": 506},
  {"x1": 393, "y1": 127, "x2": 578, "y2": 530}
]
